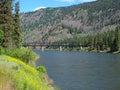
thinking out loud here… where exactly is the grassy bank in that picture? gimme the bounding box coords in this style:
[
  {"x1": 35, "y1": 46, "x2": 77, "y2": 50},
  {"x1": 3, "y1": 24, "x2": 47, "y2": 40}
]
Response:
[
  {"x1": 0, "y1": 55, "x2": 54, "y2": 90},
  {"x1": 0, "y1": 47, "x2": 56, "y2": 90},
  {"x1": 0, "y1": 47, "x2": 39, "y2": 65},
  {"x1": 60, "y1": 47, "x2": 120, "y2": 54}
]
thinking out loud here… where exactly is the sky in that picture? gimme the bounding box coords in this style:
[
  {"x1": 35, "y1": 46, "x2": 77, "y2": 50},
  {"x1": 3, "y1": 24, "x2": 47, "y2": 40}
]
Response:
[{"x1": 19, "y1": 0, "x2": 96, "y2": 12}]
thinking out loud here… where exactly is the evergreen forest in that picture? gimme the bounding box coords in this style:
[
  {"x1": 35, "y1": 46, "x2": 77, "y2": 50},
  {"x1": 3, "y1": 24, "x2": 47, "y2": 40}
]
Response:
[
  {"x1": 58, "y1": 26, "x2": 120, "y2": 53},
  {"x1": 0, "y1": 0, "x2": 22, "y2": 48}
]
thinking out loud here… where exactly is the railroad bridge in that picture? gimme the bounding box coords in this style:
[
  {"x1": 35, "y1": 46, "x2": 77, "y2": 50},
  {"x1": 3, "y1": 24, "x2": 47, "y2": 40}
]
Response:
[{"x1": 23, "y1": 42, "x2": 83, "y2": 51}]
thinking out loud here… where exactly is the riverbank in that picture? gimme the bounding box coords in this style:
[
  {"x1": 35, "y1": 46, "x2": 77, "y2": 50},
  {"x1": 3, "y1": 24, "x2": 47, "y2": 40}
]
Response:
[
  {"x1": 53, "y1": 47, "x2": 120, "y2": 54},
  {"x1": 0, "y1": 48, "x2": 55, "y2": 90}
]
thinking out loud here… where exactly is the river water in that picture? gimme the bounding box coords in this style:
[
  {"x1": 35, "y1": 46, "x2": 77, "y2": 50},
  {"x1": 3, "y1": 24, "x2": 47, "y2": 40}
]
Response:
[{"x1": 35, "y1": 50, "x2": 120, "y2": 90}]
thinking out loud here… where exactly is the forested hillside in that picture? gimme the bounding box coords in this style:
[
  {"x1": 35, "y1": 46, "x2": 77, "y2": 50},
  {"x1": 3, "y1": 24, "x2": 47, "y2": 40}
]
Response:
[{"x1": 21, "y1": 0, "x2": 120, "y2": 43}]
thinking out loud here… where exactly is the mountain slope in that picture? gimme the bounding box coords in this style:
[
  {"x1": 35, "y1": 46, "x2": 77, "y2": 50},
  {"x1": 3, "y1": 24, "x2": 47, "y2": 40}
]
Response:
[{"x1": 21, "y1": 0, "x2": 120, "y2": 43}]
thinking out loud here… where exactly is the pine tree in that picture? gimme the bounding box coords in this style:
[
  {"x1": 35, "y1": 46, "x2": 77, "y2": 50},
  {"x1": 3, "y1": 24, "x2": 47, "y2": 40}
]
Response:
[
  {"x1": 2, "y1": 0, "x2": 13, "y2": 48},
  {"x1": 115, "y1": 26, "x2": 120, "y2": 51},
  {"x1": 0, "y1": 0, "x2": 3, "y2": 45},
  {"x1": 0, "y1": 26, "x2": 3, "y2": 45},
  {"x1": 96, "y1": 34, "x2": 103, "y2": 51},
  {"x1": 103, "y1": 32, "x2": 109, "y2": 50},
  {"x1": 0, "y1": 0, "x2": 5, "y2": 29},
  {"x1": 109, "y1": 31, "x2": 116, "y2": 51},
  {"x1": 13, "y1": 1, "x2": 22, "y2": 48},
  {"x1": 0, "y1": 0, "x2": 3, "y2": 24},
  {"x1": 0, "y1": 0, "x2": 22, "y2": 48}
]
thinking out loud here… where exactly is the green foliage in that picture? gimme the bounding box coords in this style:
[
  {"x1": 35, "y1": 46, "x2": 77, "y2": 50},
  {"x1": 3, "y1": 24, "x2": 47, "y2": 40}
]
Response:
[
  {"x1": 0, "y1": 55, "x2": 54, "y2": 90},
  {"x1": 62, "y1": 24, "x2": 83, "y2": 34},
  {"x1": 0, "y1": 0, "x2": 22, "y2": 48},
  {"x1": 37, "y1": 65, "x2": 46, "y2": 73},
  {"x1": 13, "y1": 1, "x2": 22, "y2": 48},
  {"x1": 0, "y1": 27, "x2": 3, "y2": 45},
  {"x1": 0, "y1": 48, "x2": 39, "y2": 64},
  {"x1": 115, "y1": 26, "x2": 120, "y2": 51},
  {"x1": 1, "y1": 0, "x2": 13, "y2": 48},
  {"x1": 0, "y1": 46, "x2": 5, "y2": 55},
  {"x1": 58, "y1": 27, "x2": 120, "y2": 53}
]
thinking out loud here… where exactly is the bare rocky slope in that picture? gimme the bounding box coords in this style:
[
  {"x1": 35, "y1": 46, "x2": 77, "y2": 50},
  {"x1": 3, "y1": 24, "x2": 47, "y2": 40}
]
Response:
[{"x1": 21, "y1": 0, "x2": 120, "y2": 43}]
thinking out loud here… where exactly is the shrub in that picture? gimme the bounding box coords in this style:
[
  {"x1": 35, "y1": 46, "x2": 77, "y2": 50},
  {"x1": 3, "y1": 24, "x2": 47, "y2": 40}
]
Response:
[
  {"x1": 0, "y1": 48, "x2": 39, "y2": 65},
  {"x1": 37, "y1": 65, "x2": 46, "y2": 73},
  {"x1": 0, "y1": 46, "x2": 5, "y2": 55}
]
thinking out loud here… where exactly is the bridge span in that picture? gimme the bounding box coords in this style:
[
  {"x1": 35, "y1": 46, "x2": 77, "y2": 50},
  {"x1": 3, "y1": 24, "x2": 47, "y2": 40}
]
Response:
[{"x1": 23, "y1": 43, "x2": 83, "y2": 51}]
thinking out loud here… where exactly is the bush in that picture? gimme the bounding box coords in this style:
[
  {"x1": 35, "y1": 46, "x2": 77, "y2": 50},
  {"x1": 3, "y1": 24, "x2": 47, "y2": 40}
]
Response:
[
  {"x1": 37, "y1": 65, "x2": 46, "y2": 73},
  {"x1": 0, "y1": 46, "x2": 5, "y2": 55},
  {"x1": 0, "y1": 48, "x2": 39, "y2": 64}
]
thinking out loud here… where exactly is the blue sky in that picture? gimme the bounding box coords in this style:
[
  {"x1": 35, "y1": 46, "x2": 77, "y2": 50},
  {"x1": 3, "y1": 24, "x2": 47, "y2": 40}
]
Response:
[{"x1": 19, "y1": 0, "x2": 96, "y2": 12}]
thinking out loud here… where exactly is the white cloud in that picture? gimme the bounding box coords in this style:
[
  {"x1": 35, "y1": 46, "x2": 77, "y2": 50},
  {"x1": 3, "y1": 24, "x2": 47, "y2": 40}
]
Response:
[
  {"x1": 34, "y1": 6, "x2": 46, "y2": 11},
  {"x1": 56, "y1": 0, "x2": 96, "y2": 3},
  {"x1": 80, "y1": 0, "x2": 96, "y2": 2},
  {"x1": 56, "y1": 0, "x2": 75, "y2": 2}
]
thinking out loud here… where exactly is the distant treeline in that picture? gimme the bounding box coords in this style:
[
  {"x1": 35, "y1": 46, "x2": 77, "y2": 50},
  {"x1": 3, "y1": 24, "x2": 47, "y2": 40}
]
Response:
[
  {"x1": 0, "y1": 0, "x2": 22, "y2": 48},
  {"x1": 58, "y1": 26, "x2": 120, "y2": 52}
]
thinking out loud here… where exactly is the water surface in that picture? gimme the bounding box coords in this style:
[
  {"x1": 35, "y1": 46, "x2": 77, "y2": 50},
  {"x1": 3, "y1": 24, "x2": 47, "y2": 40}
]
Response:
[{"x1": 35, "y1": 50, "x2": 120, "y2": 90}]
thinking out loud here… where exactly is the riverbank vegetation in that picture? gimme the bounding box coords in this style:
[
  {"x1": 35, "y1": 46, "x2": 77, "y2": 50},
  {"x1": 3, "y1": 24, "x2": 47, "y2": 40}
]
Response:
[
  {"x1": 58, "y1": 26, "x2": 120, "y2": 53},
  {"x1": 0, "y1": 47, "x2": 56, "y2": 90},
  {"x1": 0, "y1": 47, "x2": 39, "y2": 65},
  {"x1": 0, "y1": 0, "x2": 55, "y2": 90},
  {"x1": 0, "y1": 55, "x2": 54, "y2": 90}
]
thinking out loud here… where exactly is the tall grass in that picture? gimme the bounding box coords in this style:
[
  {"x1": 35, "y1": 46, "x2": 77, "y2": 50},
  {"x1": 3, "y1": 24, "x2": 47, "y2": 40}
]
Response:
[
  {"x1": 0, "y1": 47, "x2": 39, "y2": 65},
  {"x1": 0, "y1": 73, "x2": 15, "y2": 90},
  {"x1": 0, "y1": 47, "x2": 55, "y2": 90},
  {"x1": 0, "y1": 55, "x2": 54, "y2": 90}
]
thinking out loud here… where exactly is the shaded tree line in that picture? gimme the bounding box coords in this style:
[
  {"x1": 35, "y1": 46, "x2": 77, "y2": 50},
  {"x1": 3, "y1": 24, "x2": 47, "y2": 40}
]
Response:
[
  {"x1": 0, "y1": 0, "x2": 22, "y2": 48},
  {"x1": 59, "y1": 26, "x2": 120, "y2": 52}
]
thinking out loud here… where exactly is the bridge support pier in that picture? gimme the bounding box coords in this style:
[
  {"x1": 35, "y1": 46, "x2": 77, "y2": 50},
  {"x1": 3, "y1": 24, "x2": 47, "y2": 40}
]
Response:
[
  {"x1": 41, "y1": 46, "x2": 45, "y2": 51},
  {"x1": 35, "y1": 45, "x2": 41, "y2": 49},
  {"x1": 60, "y1": 46, "x2": 62, "y2": 51},
  {"x1": 80, "y1": 46, "x2": 83, "y2": 50}
]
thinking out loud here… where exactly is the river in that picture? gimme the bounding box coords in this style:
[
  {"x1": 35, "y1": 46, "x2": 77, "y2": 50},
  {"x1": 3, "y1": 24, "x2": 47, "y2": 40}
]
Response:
[{"x1": 35, "y1": 50, "x2": 120, "y2": 90}]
